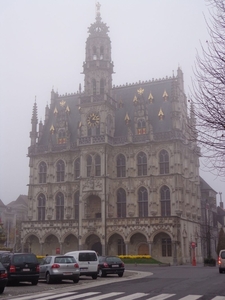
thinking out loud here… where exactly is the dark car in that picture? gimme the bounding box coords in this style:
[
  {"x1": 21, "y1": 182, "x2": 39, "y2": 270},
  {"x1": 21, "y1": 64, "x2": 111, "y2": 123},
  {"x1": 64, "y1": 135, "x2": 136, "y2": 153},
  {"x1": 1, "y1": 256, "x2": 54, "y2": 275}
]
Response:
[
  {"x1": 0, "y1": 253, "x2": 39, "y2": 285},
  {"x1": 98, "y1": 256, "x2": 125, "y2": 277},
  {"x1": 39, "y1": 255, "x2": 80, "y2": 284},
  {"x1": 0, "y1": 262, "x2": 8, "y2": 293}
]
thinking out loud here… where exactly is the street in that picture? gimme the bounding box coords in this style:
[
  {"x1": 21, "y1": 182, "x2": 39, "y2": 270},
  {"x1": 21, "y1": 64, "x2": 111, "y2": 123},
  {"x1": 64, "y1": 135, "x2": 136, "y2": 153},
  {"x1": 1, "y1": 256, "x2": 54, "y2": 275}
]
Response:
[{"x1": 1, "y1": 265, "x2": 225, "y2": 300}]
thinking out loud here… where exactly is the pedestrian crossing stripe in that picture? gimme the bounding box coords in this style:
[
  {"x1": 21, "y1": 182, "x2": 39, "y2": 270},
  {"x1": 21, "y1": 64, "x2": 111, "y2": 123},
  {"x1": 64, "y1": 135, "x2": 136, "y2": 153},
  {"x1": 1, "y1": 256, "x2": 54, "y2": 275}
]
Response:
[{"x1": 5, "y1": 291, "x2": 225, "y2": 300}]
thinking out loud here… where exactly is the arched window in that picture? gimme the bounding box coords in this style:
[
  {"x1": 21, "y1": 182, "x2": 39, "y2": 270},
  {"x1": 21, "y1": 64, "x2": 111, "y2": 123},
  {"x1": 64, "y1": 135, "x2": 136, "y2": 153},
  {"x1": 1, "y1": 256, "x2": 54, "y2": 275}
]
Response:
[
  {"x1": 117, "y1": 154, "x2": 126, "y2": 177},
  {"x1": 92, "y1": 79, "x2": 96, "y2": 95},
  {"x1": 74, "y1": 191, "x2": 79, "y2": 220},
  {"x1": 138, "y1": 187, "x2": 148, "y2": 217},
  {"x1": 74, "y1": 158, "x2": 80, "y2": 179},
  {"x1": 137, "y1": 152, "x2": 147, "y2": 176},
  {"x1": 160, "y1": 186, "x2": 171, "y2": 216},
  {"x1": 37, "y1": 193, "x2": 46, "y2": 221},
  {"x1": 162, "y1": 238, "x2": 172, "y2": 257},
  {"x1": 58, "y1": 129, "x2": 66, "y2": 144},
  {"x1": 100, "y1": 45, "x2": 104, "y2": 60},
  {"x1": 93, "y1": 46, "x2": 97, "y2": 60},
  {"x1": 159, "y1": 150, "x2": 169, "y2": 174},
  {"x1": 106, "y1": 114, "x2": 113, "y2": 136},
  {"x1": 39, "y1": 161, "x2": 47, "y2": 183},
  {"x1": 117, "y1": 188, "x2": 126, "y2": 218},
  {"x1": 95, "y1": 154, "x2": 101, "y2": 176},
  {"x1": 56, "y1": 192, "x2": 64, "y2": 220},
  {"x1": 137, "y1": 119, "x2": 146, "y2": 135},
  {"x1": 100, "y1": 78, "x2": 104, "y2": 94},
  {"x1": 87, "y1": 155, "x2": 92, "y2": 177},
  {"x1": 56, "y1": 160, "x2": 65, "y2": 182}
]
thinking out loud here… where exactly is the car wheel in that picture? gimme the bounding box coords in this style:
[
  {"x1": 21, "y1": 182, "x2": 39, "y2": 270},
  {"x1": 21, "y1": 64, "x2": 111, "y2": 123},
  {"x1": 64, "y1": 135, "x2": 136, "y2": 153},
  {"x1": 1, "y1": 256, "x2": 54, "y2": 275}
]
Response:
[
  {"x1": 99, "y1": 269, "x2": 106, "y2": 277},
  {"x1": 31, "y1": 279, "x2": 38, "y2": 285},
  {"x1": 92, "y1": 274, "x2": 98, "y2": 279},
  {"x1": 219, "y1": 268, "x2": 223, "y2": 273},
  {"x1": 118, "y1": 272, "x2": 124, "y2": 277},
  {"x1": 46, "y1": 273, "x2": 53, "y2": 284},
  {"x1": 0, "y1": 287, "x2": 4, "y2": 294},
  {"x1": 73, "y1": 277, "x2": 79, "y2": 283}
]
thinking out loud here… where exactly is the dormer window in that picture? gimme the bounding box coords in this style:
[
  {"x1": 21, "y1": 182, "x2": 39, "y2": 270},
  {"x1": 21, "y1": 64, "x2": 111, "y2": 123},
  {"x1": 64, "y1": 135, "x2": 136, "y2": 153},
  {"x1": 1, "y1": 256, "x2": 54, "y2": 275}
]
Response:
[{"x1": 137, "y1": 119, "x2": 146, "y2": 135}]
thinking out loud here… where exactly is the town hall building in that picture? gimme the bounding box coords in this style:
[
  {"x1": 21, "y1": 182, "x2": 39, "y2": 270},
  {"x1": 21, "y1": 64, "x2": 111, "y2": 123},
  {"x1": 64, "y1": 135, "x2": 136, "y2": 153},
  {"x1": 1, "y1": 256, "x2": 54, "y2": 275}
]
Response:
[{"x1": 22, "y1": 4, "x2": 203, "y2": 264}]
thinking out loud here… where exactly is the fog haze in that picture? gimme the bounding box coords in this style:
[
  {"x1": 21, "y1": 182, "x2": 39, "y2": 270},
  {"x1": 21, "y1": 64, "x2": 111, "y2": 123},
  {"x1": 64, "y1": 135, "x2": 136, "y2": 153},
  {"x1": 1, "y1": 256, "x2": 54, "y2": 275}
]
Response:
[{"x1": 0, "y1": 0, "x2": 224, "y2": 204}]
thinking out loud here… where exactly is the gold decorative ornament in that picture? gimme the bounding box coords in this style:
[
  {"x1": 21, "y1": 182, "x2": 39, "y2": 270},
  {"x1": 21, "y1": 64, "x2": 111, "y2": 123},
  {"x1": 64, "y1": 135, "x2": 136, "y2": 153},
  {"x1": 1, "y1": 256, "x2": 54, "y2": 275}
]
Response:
[
  {"x1": 53, "y1": 107, "x2": 58, "y2": 114},
  {"x1": 124, "y1": 112, "x2": 130, "y2": 125},
  {"x1": 148, "y1": 93, "x2": 154, "y2": 103},
  {"x1": 137, "y1": 87, "x2": 144, "y2": 95},
  {"x1": 163, "y1": 90, "x2": 168, "y2": 100},
  {"x1": 133, "y1": 95, "x2": 138, "y2": 104},
  {"x1": 65, "y1": 105, "x2": 70, "y2": 112},
  {"x1": 60, "y1": 100, "x2": 66, "y2": 107},
  {"x1": 50, "y1": 125, "x2": 55, "y2": 133},
  {"x1": 87, "y1": 113, "x2": 100, "y2": 127},
  {"x1": 158, "y1": 108, "x2": 164, "y2": 120}
]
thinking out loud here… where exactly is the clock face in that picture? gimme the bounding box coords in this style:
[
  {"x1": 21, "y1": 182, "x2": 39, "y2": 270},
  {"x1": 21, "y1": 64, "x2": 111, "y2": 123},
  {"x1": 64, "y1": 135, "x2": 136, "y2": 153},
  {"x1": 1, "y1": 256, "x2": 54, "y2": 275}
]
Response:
[{"x1": 87, "y1": 113, "x2": 100, "y2": 127}]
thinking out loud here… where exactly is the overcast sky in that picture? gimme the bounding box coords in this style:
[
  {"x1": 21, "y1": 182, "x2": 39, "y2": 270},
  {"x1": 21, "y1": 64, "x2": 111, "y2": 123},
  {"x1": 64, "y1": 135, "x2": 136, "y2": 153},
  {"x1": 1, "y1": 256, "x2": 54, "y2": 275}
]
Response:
[{"x1": 0, "y1": 0, "x2": 224, "y2": 205}]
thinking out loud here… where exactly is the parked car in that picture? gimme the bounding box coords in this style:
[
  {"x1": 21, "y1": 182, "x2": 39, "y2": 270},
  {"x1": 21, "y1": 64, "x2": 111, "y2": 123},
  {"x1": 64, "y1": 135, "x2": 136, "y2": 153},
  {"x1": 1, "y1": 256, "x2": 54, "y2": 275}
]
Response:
[
  {"x1": 97, "y1": 256, "x2": 125, "y2": 277},
  {"x1": 64, "y1": 250, "x2": 98, "y2": 279},
  {"x1": 39, "y1": 255, "x2": 80, "y2": 284},
  {"x1": 0, "y1": 253, "x2": 39, "y2": 285},
  {"x1": 218, "y1": 249, "x2": 225, "y2": 273},
  {"x1": 0, "y1": 262, "x2": 8, "y2": 293}
]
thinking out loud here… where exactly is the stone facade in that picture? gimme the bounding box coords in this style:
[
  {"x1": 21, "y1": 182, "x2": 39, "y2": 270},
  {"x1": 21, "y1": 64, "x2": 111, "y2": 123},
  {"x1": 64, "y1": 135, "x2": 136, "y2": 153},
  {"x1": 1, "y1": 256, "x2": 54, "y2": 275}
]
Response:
[{"x1": 22, "y1": 5, "x2": 203, "y2": 265}]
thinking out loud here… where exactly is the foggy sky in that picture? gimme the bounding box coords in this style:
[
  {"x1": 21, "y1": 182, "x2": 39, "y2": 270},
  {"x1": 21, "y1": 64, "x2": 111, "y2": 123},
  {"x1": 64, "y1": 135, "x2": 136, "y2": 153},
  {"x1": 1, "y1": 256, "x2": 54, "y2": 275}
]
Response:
[{"x1": 0, "y1": 0, "x2": 224, "y2": 205}]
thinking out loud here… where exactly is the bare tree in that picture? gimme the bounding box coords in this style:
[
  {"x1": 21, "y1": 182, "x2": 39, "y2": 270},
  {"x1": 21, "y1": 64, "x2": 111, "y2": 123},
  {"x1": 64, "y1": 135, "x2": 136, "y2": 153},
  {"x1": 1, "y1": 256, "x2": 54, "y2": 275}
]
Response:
[{"x1": 191, "y1": 0, "x2": 225, "y2": 176}]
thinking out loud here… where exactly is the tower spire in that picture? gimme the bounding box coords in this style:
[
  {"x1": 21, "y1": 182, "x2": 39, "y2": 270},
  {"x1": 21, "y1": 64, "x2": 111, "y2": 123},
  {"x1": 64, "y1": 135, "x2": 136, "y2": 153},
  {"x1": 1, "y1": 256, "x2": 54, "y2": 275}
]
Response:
[{"x1": 95, "y1": 2, "x2": 101, "y2": 21}]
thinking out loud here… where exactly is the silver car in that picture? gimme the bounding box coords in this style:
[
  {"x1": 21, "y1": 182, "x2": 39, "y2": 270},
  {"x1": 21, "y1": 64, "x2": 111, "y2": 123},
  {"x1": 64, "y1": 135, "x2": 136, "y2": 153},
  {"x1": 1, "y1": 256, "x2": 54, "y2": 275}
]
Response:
[{"x1": 39, "y1": 255, "x2": 80, "y2": 284}]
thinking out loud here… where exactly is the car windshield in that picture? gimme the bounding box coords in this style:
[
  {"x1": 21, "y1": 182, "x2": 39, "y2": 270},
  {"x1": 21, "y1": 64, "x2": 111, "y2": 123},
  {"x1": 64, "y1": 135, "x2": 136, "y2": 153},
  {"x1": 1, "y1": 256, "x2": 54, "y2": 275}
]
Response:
[
  {"x1": 106, "y1": 257, "x2": 121, "y2": 263},
  {"x1": 13, "y1": 254, "x2": 37, "y2": 264},
  {"x1": 55, "y1": 256, "x2": 75, "y2": 263},
  {"x1": 79, "y1": 252, "x2": 97, "y2": 261}
]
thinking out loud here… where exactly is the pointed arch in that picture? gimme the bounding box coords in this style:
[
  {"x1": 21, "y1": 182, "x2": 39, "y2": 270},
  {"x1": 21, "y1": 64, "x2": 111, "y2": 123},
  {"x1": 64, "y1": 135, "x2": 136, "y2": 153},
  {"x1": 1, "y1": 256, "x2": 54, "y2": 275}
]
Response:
[
  {"x1": 100, "y1": 78, "x2": 104, "y2": 94},
  {"x1": 74, "y1": 191, "x2": 79, "y2": 220},
  {"x1": 159, "y1": 149, "x2": 169, "y2": 174},
  {"x1": 55, "y1": 192, "x2": 64, "y2": 220},
  {"x1": 137, "y1": 152, "x2": 147, "y2": 176},
  {"x1": 38, "y1": 161, "x2": 47, "y2": 183},
  {"x1": 117, "y1": 154, "x2": 126, "y2": 177},
  {"x1": 37, "y1": 193, "x2": 46, "y2": 221},
  {"x1": 160, "y1": 185, "x2": 171, "y2": 216},
  {"x1": 95, "y1": 154, "x2": 101, "y2": 176},
  {"x1": 117, "y1": 188, "x2": 126, "y2": 218},
  {"x1": 87, "y1": 155, "x2": 92, "y2": 177},
  {"x1": 138, "y1": 186, "x2": 148, "y2": 217},
  {"x1": 74, "y1": 158, "x2": 80, "y2": 179},
  {"x1": 56, "y1": 159, "x2": 65, "y2": 182}
]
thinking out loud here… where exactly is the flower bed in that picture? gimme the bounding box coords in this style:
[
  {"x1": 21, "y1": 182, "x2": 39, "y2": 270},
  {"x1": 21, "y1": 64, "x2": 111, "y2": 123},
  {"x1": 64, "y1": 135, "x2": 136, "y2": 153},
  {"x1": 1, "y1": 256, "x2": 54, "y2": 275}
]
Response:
[{"x1": 118, "y1": 255, "x2": 161, "y2": 264}]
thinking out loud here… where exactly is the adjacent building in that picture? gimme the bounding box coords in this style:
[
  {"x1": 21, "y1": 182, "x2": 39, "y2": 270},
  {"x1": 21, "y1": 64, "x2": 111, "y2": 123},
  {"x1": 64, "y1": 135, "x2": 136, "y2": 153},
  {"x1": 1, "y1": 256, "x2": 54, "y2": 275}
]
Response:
[{"x1": 22, "y1": 5, "x2": 203, "y2": 264}]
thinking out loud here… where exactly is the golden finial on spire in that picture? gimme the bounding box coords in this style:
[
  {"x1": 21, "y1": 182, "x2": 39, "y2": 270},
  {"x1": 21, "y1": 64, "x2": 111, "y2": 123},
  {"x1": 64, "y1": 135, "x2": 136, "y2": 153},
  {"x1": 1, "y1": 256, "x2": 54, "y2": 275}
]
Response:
[
  {"x1": 163, "y1": 90, "x2": 168, "y2": 101},
  {"x1": 148, "y1": 93, "x2": 154, "y2": 103},
  {"x1": 124, "y1": 112, "x2": 130, "y2": 125},
  {"x1": 133, "y1": 95, "x2": 138, "y2": 104},
  {"x1": 50, "y1": 125, "x2": 55, "y2": 133},
  {"x1": 158, "y1": 108, "x2": 164, "y2": 120},
  {"x1": 65, "y1": 105, "x2": 70, "y2": 113}
]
